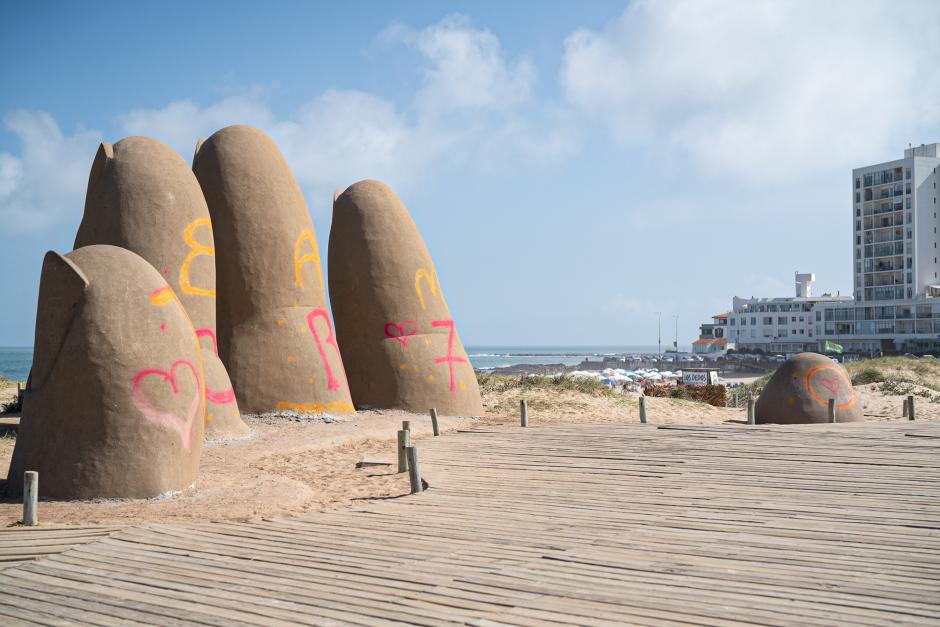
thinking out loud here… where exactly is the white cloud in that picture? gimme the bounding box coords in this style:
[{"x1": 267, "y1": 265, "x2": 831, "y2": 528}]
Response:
[
  {"x1": 0, "y1": 111, "x2": 102, "y2": 232},
  {"x1": 561, "y1": 0, "x2": 940, "y2": 184},
  {"x1": 390, "y1": 14, "x2": 536, "y2": 114},
  {"x1": 1, "y1": 15, "x2": 572, "y2": 233},
  {"x1": 118, "y1": 94, "x2": 275, "y2": 160}
]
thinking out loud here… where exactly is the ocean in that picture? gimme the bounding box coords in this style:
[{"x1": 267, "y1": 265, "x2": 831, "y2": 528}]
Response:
[
  {"x1": 465, "y1": 346, "x2": 674, "y2": 370},
  {"x1": 0, "y1": 345, "x2": 688, "y2": 380},
  {"x1": 0, "y1": 347, "x2": 32, "y2": 381}
]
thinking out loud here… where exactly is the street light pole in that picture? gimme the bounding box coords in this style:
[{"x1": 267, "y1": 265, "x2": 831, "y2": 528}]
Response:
[
  {"x1": 673, "y1": 315, "x2": 679, "y2": 361},
  {"x1": 655, "y1": 312, "x2": 662, "y2": 361}
]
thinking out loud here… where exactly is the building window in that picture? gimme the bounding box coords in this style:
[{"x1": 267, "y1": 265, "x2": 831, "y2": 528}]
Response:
[
  {"x1": 856, "y1": 177, "x2": 860, "y2": 188},
  {"x1": 906, "y1": 167, "x2": 911, "y2": 179},
  {"x1": 907, "y1": 197, "x2": 912, "y2": 209}
]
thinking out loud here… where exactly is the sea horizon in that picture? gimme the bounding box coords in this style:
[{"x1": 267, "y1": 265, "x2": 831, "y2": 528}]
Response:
[{"x1": 0, "y1": 344, "x2": 693, "y2": 380}]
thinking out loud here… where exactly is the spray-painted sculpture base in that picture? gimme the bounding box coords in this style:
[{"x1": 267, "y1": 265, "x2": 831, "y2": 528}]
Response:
[
  {"x1": 193, "y1": 125, "x2": 353, "y2": 415},
  {"x1": 8, "y1": 245, "x2": 205, "y2": 499},
  {"x1": 756, "y1": 352, "x2": 863, "y2": 424},
  {"x1": 329, "y1": 180, "x2": 483, "y2": 416}
]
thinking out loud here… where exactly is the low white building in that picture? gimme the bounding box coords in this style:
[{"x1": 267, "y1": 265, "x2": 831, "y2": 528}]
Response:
[{"x1": 723, "y1": 273, "x2": 853, "y2": 354}]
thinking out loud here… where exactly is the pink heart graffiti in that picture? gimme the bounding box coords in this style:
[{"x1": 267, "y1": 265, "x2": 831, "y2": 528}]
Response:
[
  {"x1": 384, "y1": 321, "x2": 417, "y2": 347},
  {"x1": 131, "y1": 359, "x2": 201, "y2": 452},
  {"x1": 818, "y1": 376, "x2": 844, "y2": 397}
]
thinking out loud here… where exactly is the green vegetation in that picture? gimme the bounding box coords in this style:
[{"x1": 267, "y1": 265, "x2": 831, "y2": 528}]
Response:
[
  {"x1": 477, "y1": 373, "x2": 616, "y2": 397},
  {"x1": 1, "y1": 397, "x2": 21, "y2": 414},
  {"x1": 851, "y1": 367, "x2": 885, "y2": 385},
  {"x1": 734, "y1": 373, "x2": 772, "y2": 399},
  {"x1": 843, "y1": 356, "x2": 940, "y2": 399}
]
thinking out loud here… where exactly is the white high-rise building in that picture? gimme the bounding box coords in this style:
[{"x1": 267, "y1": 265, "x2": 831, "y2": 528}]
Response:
[
  {"x1": 698, "y1": 143, "x2": 940, "y2": 356},
  {"x1": 852, "y1": 143, "x2": 940, "y2": 302}
]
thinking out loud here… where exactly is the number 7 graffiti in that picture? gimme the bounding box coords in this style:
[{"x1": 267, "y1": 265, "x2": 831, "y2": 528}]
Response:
[{"x1": 432, "y1": 319, "x2": 467, "y2": 393}]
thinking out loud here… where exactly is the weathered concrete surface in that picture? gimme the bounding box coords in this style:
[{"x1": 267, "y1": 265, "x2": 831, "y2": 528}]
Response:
[
  {"x1": 756, "y1": 352, "x2": 863, "y2": 424},
  {"x1": 329, "y1": 180, "x2": 483, "y2": 415},
  {"x1": 74, "y1": 136, "x2": 247, "y2": 435},
  {"x1": 192, "y1": 125, "x2": 353, "y2": 415},
  {"x1": 8, "y1": 245, "x2": 205, "y2": 498},
  {"x1": 202, "y1": 348, "x2": 249, "y2": 439}
]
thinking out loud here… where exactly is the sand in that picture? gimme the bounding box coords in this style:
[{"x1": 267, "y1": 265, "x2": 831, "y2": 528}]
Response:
[{"x1": 0, "y1": 382, "x2": 932, "y2": 527}]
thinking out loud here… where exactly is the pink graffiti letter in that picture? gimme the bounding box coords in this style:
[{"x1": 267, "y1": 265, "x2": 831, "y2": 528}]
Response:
[
  {"x1": 307, "y1": 308, "x2": 345, "y2": 391},
  {"x1": 432, "y1": 319, "x2": 467, "y2": 393}
]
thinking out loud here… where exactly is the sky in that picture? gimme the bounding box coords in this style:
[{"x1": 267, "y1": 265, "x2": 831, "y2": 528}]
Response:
[{"x1": 2, "y1": 0, "x2": 940, "y2": 347}]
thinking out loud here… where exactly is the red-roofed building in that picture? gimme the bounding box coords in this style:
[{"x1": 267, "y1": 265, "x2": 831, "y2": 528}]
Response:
[{"x1": 694, "y1": 313, "x2": 734, "y2": 355}]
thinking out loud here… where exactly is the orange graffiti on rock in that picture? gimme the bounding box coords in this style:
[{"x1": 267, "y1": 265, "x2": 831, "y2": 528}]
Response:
[
  {"x1": 294, "y1": 229, "x2": 322, "y2": 290},
  {"x1": 276, "y1": 401, "x2": 355, "y2": 413},
  {"x1": 805, "y1": 365, "x2": 857, "y2": 409},
  {"x1": 180, "y1": 218, "x2": 216, "y2": 297}
]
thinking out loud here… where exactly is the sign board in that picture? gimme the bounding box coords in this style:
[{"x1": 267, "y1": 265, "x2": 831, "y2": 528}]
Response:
[{"x1": 681, "y1": 369, "x2": 719, "y2": 386}]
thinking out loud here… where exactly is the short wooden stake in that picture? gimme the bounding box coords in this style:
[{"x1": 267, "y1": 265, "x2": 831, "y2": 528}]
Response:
[
  {"x1": 430, "y1": 408, "x2": 440, "y2": 436},
  {"x1": 747, "y1": 398, "x2": 755, "y2": 425},
  {"x1": 397, "y1": 429, "x2": 410, "y2": 473},
  {"x1": 828, "y1": 398, "x2": 836, "y2": 423},
  {"x1": 907, "y1": 395, "x2": 915, "y2": 421},
  {"x1": 902, "y1": 399, "x2": 908, "y2": 418},
  {"x1": 639, "y1": 396, "x2": 647, "y2": 424},
  {"x1": 402, "y1": 420, "x2": 411, "y2": 433},
  {"x1": 405, "y1": 446, "x2": 422, "y2": 494},
  {"x1": 23, "y1": 471, "x2": 38, "y2": 526},
  {"x1": 520, "y1": 399, "x2": 528, "y2": 427}
]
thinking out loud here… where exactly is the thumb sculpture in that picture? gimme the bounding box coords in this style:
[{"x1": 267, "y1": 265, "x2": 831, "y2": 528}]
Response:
[
  {"x1": 192, "y1": 125, "x2": 354, "y2": 414},
  {"x1": 8, "y1": 245, "x2": 205, "y2": 498},
  {"x1": 329, "y1": 180, "x2": 484, "y2": 416},
  {"x1": 74, "y1": 136, "x2": 247, "y2": 438},
  {"x1": 755, "y1": 352, "x2": 862, "y2": 424}
]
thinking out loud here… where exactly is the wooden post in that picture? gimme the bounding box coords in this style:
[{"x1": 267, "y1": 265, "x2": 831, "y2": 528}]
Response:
[
  {"x1": 828, "y1": 398, "x2": 836, "y2": 423},
  {"x1": 405, "y1": 446, "x2": 422, "y2": 494},
  {"x1": 397, "y1": 429, "x2": 410, "y2": 473},
  {"x1": 907, "y1": 395, "x2": 915, "y2": 421},
  {"x1": 429, "y1": 408, "x2": 440, "y2": 436},
  {"x1": 23, "y1": 471, "x2": 38, "y2": 526},
  {"x1": 402, "y1": 420, "x2": 411, "y2": 433},
  {"x1": 520, "y1": 399, "x2": 528, "y2": 427},
  {"x1": 17, "y1": 383, "x2": 24, "y2": 406},
  {"x1": 639, "y1": 396, "x2": 647, "y2": 424},
  {"x1": 747, "y1": 398, "x2": 755, "y2": 425},
  {"x1": 903, "y1": 398, "x2": 908, "y2": 418}
]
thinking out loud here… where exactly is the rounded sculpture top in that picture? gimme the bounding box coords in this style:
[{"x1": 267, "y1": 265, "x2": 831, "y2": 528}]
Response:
[
  {"x1": 192, "y1": 124, "x2": 321, "y2": 311},
  {"x1": 74, "y1": 135, "x2": 216, "y2": 344},
  {"x1": 755, "y1": 352, "x2": 862, "y2": 424},
  {"x1": 76, "y1": 136, "x2": 210, "y2": 250},
  {"x1": 193, "y1": 124, "x2": 306, "y2": 220},
  {"x1": 332, "y1": 179, "x2": 442, "y2": 323}
]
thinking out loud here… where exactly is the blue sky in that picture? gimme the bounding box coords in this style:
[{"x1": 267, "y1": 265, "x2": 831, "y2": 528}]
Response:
[{"x1": 2, "y1": 0, "x2": 940, "y2": 347}]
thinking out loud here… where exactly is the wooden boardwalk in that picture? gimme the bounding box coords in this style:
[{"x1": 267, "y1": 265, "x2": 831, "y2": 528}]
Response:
[{"x1": 0, "y1": 420, "x2": 938, "y2": 625}]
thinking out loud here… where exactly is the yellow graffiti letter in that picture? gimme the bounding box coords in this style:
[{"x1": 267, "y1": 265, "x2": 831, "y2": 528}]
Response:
[
  {"x1": 179, "y1": 218, "x2": 216, "y2": 297},
  {"x1": 294, "y1": 229, "x2": 322, "y2": 290},
  {"x1": 415, "y1": 266, "x2": 446, "y2": 310}
]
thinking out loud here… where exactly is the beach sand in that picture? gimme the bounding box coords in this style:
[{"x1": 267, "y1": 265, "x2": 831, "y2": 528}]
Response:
[{"x1": 0, "y1": 381, "x2": 932, "y2": 526}]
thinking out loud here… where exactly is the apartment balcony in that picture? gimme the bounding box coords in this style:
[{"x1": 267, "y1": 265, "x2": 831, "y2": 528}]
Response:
[
  {"x1": 863, "y1": 218, "x2": 904, "y2": 230},
  {"x1": 868, "y1": 242, "x2": 905, "y2": 258},
  {"x1": 865, "y1": 234, "x2": 904, "y2": 245}
]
